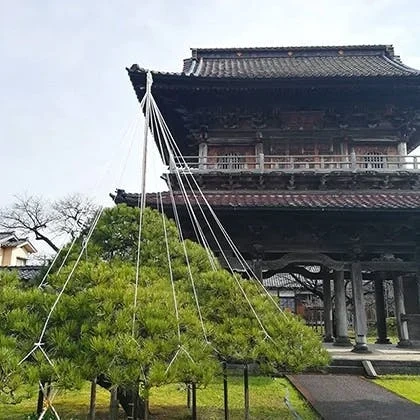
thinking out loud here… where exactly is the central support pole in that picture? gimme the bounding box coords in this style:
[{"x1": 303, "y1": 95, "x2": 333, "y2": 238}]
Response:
[
  {"x1": 187, "y1": 383, "x2": 191, "y2": 409},
  {"x1": 89, "y1": 378, "x2": 97, "y2": 420},
  {"x1": 109, "y1": 387, "x2": 119, "y2": 420},
  {"x1": 323, "y1": 278, "x2": 334, "y2": 342},
  {"x1": 374, "y1": 273, "x2": 391, "y2": 344},
  {"x1": 351, "y1": 262, "x2": 370, "y2": 353},
  {"x1": 333, "y1": 271, "x2": 352, "y2": 346}
]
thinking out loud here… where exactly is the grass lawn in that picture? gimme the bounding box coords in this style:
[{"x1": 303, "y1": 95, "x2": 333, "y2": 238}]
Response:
[
  {"x1": 373, "y1": 375, "x2": 420, "y2": 404},
  {"x1": 366, "y1": 335, "x2": 398, "y2": 344},
  {"x1": 0, "y1": 376, "x2": 318, "y2": 419},
  {"x1": 0, "y1": 383, "x2": 125, "y2": 419}
]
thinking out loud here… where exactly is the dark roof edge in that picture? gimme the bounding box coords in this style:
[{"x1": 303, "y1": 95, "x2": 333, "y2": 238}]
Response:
[
  {"x1": 127, "y1": 66, "x2": 420, "y2": 85},
  {"x1": 191, "y1": 44, "x2": 394, "y2": 54}
]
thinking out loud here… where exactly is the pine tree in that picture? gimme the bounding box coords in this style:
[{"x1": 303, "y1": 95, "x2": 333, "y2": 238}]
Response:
[{"x1": 0, "y1": 204, "x2": 329, "y2": 418}]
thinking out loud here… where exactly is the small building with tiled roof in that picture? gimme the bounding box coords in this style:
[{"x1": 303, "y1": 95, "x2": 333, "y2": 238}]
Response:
[
  {"x1": 118, "y1": 44, "x2": 420, "y2": 352},
  {"x1": 0, "y1": 231, "x2": 37, "y2": 267}
]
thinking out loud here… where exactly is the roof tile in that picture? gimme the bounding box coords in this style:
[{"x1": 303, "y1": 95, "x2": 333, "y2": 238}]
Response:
[
  {"x1": 115, "y1": 190, "x2": 420, "y2": 211},
  {"x1": 130, "y1": 45, "x2": 420, "y2": 80}
]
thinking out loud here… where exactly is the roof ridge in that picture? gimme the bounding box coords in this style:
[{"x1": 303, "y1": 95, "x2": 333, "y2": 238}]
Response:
[
  {"x1": 127, "y1": 44, "x2": 420, "y2": 82},
  {"x1": 192, "y1": 44, "x2": 392, "y2": 52},
  {"x1": 191, "y1": 45, "x2": 393, "y2": 58}
]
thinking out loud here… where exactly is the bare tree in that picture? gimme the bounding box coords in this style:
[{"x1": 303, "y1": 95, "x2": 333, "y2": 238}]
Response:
[
  {"x1": 0, "y1": 195, "x2": 59, "y2": 252},
  {"x1": 52, "y1": 193, "x2": 97, "y2": 239},
  {"x1": 0, "y1": 194, "x2": 97, "y2": 252}
]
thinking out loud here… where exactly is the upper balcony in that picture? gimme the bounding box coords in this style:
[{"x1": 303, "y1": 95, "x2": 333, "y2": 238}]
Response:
[{"x1": 171, "y1": 153, "x2": 420, "y2": 174}]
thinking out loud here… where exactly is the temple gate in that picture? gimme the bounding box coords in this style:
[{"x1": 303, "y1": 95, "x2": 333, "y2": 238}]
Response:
[{"x1": 116, "y1": 45, "x2": 420, "y2": 352}]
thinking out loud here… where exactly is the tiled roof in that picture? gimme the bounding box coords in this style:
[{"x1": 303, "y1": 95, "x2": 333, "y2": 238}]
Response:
[
  {"x1": 264, "y1": 266, "x2": 320, "y2": 289},
  {"x1": 0, "y1": 265, "x2": 43, "y2": 282},
  {"x1": 1, "y1": 239, "x2": 27, "y2": 247},
  {"x1": 129, "y1": 45, "x2": 420, "y2": 81},
  {"x1": 263, "y1": 273, "x2": 305, "y2": 289},
  {"x1": 0, "y1": 232, "x2": 36, "y2": 252},
  {"x1": 0, "y1": 232, "x2": 15, "y2": 242},
  {"x1": 114, "y1": 190, "x2": 420, "y2": 211}
]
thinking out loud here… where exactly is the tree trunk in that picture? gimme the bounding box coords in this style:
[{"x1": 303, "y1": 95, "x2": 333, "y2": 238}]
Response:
[
  {"x1": 89, "y1": 378, "x2": 97, "y2": 420},
  {"x1": 187, "y1": 383, "x2": 191, "y2": 409},
  {"x1": 33, "y1": 229, "x2": 59, "y2": 252},
  {"x1": 36, "y1": 381, "x2": 45, "y2": 415},
  {"x1": 97, "y1": 375, "x2": 145, "y2": 419},
  {"x1": 191, "y1": 382, "x2": 197, "y2": 420}
]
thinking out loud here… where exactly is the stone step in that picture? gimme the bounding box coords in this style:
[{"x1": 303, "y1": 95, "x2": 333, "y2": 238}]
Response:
[
  {"x1": 327, "y1": 365, "x2": 365, "y2": 375},
  {"x1": 329, "y1": 358, "x2": 420, "y2": 375},
  {"x1": 331, "y1": 359, "x2": 364, "y2": 367}
]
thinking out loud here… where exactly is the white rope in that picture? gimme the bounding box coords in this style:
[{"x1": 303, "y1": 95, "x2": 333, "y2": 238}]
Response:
[
  {"x1": 153, "y1": 99, "x2": 287, "y2": 319},
  {"x1": 37, "y1": 382, "x2": 60, "y2": 420},
  {"x1": 158, "y1": 192, "x2": 181, "y2": 341},
  {"x1": 19, "y1": 206, "x2": 104, "y2": 365},
  {"x1": 151, "y1": 98, "x2": 269, "y2": 333},
  {"x1": 38, "y1": 111, "x2": 141, "y2": 289},
  {"x1": 165, "y1": 344, "x2": 195, "y2": 375},
  {"x1": 148, "y1": 105, "x2": 209, "y2": 343},
  {"x1": 38, "y1": 234, "x2": 79, "y2": 289},
  {"x1": 131, "y1": 73, "x2": 153, "y2": 336},
  {"x1": 158, "y1": 192, "x2": 197, "y2": 369},
  {"x1": 149, "y1": 96, "x2": 277, "y2": 334},
  {"x1": 149, "y1": 104, "x2": 217, "y2": 270}
]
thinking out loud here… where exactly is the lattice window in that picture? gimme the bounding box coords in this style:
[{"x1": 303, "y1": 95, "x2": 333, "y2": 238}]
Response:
[
  {"x1": 364, "y1": 152, "x2": 385, "y2": 169},
  {"x1": 217, "y1": 153, "x2": 244, "y2": 170}
]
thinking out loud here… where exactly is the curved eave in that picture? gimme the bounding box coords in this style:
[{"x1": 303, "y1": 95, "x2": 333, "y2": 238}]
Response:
[
  {"x1": 127, "y1": 67, "x2": 420, "y2": 95},
  {"x1": 114, "y1": 189, "x2": 420, "y2": 213}
]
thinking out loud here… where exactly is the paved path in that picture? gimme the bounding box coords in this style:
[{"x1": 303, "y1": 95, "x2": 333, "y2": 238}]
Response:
[{"x1": 288, "y1": 374, "x2": 420, "y2": 420}]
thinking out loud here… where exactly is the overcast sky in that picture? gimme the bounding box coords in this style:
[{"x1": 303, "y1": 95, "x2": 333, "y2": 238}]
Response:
[{"x1": 1, "y1": 0, "x2": 420, "y2": 209}]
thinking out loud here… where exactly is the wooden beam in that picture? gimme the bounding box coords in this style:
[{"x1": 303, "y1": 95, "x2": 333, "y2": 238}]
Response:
[
  {"x1": 259, "y1": 253, "x2": 346, "y2": 271},
  {"x1": 361, "y1": 261, "x2": 417, "y2": 272}
]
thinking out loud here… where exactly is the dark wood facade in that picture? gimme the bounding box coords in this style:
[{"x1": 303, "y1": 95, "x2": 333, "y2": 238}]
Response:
[{"x1": 119, "y1": 45, "x2": 420, "y2": 351}]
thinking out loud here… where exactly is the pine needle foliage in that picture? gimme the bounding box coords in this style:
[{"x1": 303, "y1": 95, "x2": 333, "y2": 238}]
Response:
[{"x1": 0, "y1": 204, "x2": 329, "y2": 403}]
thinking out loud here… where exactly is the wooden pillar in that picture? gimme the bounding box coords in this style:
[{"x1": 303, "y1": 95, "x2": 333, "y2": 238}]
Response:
[
  {"x1": 417, "y1": 274, "x2": 420, "y2": 312},
  {"x1": 198, "y1": 142, "x2": 208, "y2": 170},
  {"x1": 323, "y1": 278, "x2": 334, "y2": 342},
  {"x1": 393, "y1": 275, "x2": 412, "y2": 348},
  {"x1": 255, "y1": 142, "x2": 264, "y2": 170},
  {"x1": 351, "y1": 262, "x2": 370, "y2": 353},
  {"x1": 253, "y1": 258, "x2": 263, "y2": 283},
  {"x1": 374, "y1": 273, "x2": 391, "y2": 344},
  {"x1": 397, "y1": 141, "x2": 407, "y2": 156},
  {"x1": 333, "y1": 271, "x2": 352, "y2": 346}
]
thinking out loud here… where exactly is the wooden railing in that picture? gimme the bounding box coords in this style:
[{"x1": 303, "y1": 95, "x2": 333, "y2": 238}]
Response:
[{"x1": 170, "y1": 154, "x2": 420, "y2": 173}]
